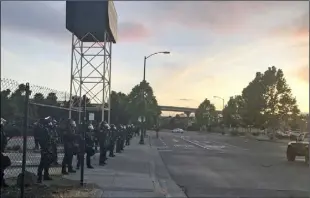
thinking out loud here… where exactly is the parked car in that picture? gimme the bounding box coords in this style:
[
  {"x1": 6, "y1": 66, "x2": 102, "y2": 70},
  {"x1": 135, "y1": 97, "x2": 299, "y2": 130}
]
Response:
[
  {"x1": 286, "y1": 132, "x2": 309, "y2": 165},
  {"x1": 172, "y1": 128, "x2": 184, "y2": 133},
  {"x1": 289, "y1": 131, "x2": 301, "y2": 141}
]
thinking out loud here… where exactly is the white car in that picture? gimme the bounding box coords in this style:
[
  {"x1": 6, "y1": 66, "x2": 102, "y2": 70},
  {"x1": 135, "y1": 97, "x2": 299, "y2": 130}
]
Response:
[{"x1": 172, "y1": 128, "x2": 184, "y2": 133}]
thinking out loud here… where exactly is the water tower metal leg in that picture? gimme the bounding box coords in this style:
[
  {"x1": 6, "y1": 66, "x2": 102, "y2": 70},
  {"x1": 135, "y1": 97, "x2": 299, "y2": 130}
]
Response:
[
  {"x1": 69, "y1": 33, "x2": 75, "y2": 119},
  {"x1": 107, "y1": 39, "x2": 112, "y2": 124},
  {"x1": 68, "y1": 32, "x2": 112, "y2": 123}
]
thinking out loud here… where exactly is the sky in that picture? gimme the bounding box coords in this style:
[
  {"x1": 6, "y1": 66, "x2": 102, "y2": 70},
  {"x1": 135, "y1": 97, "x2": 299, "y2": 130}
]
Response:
[{"x1": 1, "y1": 1, "x2": 309, "y2": 115}]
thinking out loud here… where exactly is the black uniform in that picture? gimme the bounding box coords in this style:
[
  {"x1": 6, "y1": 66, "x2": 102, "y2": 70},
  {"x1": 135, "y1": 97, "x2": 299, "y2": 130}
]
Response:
[
  {"x1": 98, "y1": 121, "x2": 110, "y2": 166},
  {"x1": 51, "y1": 119, "x2": 59, "y2": 165},
  {"x1": 126, "y1": 125, "x2": 133, "y2": 146},
  {"x1": 120, "y1": 125, "x2": 126, "y2": 151},
  {"x1": 115, "y1": 125, "x2": 122, "y2": 153},
  {"x1": 61, "y1": 119, "x2": 77, "y2": 174},
  {"x1": 1, "y1": 118, "x2": 11, "y2": 188},
  {"x1": 36, "y1": 117, "x2": 54, "y2": 183},
  {"x1": 33, "y1": 122, "x2": 40, "y2": 150},
  {"x1": 77, "y1": 124, "x2": 95, "y2": 169},
  {"x1": 109, "y1": 124, "x2": 117, "y2": 157},
  {"x1": 134, "y1": 125, "x2": 140, "y2": 137}
]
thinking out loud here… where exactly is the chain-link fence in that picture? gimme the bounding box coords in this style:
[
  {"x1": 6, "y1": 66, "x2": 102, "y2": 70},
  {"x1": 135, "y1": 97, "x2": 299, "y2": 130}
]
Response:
[{"x1": 1, "y1": 78, "x2": 83, "y2": 180}]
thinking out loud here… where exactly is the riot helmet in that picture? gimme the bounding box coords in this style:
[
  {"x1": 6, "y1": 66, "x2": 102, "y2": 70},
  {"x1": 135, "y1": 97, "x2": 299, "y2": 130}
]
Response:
[
  {"x1": 1, "y1": 118, "x2": 7, "y2": 126},
  {"x1": 88, "y1": 124, "x2": 94, "y2": 131},
  {"x1": 69, "y1": 119, "x2": 77, "y2": 128},
  {"x1": 110, "y1": 124, "x2": 117, "y2": 131}
]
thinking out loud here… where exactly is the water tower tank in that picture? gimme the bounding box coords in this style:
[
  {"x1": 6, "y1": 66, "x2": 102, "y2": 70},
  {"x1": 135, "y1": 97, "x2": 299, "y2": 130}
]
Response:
[{"x1": 66, "y1": 1, "x2": 117, "y2": 43}]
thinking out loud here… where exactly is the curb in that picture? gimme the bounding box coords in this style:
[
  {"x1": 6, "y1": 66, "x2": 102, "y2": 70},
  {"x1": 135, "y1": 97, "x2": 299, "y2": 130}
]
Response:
[{"x1": 148, "y1": 134, "x2": 187, "y2": 198}]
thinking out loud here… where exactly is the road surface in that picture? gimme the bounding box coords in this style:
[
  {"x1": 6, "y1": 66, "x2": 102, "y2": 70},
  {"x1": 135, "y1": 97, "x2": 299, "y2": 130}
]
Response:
[{"x1": 150, "y1": 130, "x2": 309, "y2": 198}]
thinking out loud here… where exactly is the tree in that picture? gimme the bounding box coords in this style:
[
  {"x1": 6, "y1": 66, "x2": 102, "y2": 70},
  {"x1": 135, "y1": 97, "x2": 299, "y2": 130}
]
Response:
[
  {"x1": 222, "y1": 95, "x2": 244, "y2": 127},
  {"x1": 195, "y1": 98, "x2": 216, "y2": 127},
  {"x1": 9, "y1": 84, "x2": 28, "y2": 118},
  {"x1": 127, "y1": 81, "x2": 161, "y2": 127},
  {"x1": 241, "y1": 66, "x2": 300, "y2": 130},
  {"x1": 110, "y1": 91, "x2": 130, "y2": 124},
  {"x1": 45, "y1": 92, "x2": 58, "y2": 105},
  {"x1": 0, "y1": 89, "x2": 17, "y2": 120}
]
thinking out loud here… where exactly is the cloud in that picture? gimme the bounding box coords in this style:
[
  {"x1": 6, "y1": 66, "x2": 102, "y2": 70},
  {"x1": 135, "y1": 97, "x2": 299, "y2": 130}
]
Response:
[
  {"x1": 2, "y1": 1, "x2": 68, "y2": 42},
  {"x1": 142, "y1": 1, "x2": 307, "y2": 34},
  {"x1": 295, "y1": 65, "x2": 309, "y2": 83},
  {"x1": 271, "y1": 12, "x2": 309, "y2": 39},
  {"x1": 118, "y1": 22, "x2": 151, "y2": 42},
  {"x1": 1, "y1": 2, "x2": 151, "y2": 43},
  {"x1": 179, "y1": 99, "x2": 193, "y2": 101}
]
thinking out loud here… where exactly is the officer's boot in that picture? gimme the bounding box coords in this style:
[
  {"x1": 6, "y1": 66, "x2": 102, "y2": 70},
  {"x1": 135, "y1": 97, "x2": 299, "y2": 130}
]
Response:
[
  {"x1": 68, "y1": 155, "x2": 76, "y2": 173},
  {"x1": 61, "y1": 155, "x2": 69, "y2": 175},
  {"x1": 86, "y1": 154, "x2": 94, "y2": 169},
  {"x1": 43, "y1": 167, "x2": 52, "y2": 181},
  {"x1": 76, "y1": 154, "x2": 80, "y2": 170},
  {"x1": 109, "y1": 145, "x2": 115, "y2": 157},
  {"x1": 68, "y1": 165, "x2": 76, "y2": 173},
  {"x1": 37, "y1": 166, "x2": 43, "y2": 183},
  {"x1": 1, "y1": 172, "x2": 9, "y2": 188},
  {"x1": 99, "y1": 152, "x2": 106, "y2": 166}
]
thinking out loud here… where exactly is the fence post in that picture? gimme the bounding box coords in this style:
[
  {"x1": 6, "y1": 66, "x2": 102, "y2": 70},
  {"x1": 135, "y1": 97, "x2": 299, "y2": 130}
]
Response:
[
  {"x1": 80, "y1": 95, "x2": 87, "y2": 186},
  {"x1": 20, "y1": 83, "x2": 30, "y2": 198}
]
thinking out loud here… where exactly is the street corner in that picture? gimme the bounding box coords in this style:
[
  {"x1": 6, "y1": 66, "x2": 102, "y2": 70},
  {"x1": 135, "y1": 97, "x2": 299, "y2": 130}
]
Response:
[
  {"x1": 1, "y1": 175, "x2": 104, "y2": 198},
  {"x1": 157, "y1": 178, "x2": 188, "y2": 198}
]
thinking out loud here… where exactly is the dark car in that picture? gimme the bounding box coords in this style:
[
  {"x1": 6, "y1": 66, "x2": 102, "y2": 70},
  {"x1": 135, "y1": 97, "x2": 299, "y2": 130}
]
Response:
[{"x1": 286, "y1": 132, "x2": 309, "y2": 165}]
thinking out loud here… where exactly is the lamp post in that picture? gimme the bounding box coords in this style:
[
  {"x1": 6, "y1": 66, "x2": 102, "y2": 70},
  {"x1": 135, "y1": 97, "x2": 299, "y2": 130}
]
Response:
[
  {"x1": 213, "y1": 96, "x2": 225, "y2": 110},
  {"x1": 139, "y1": 51, "x2": 170, "y2": 145},
  {"x1": 213, "y1": 96, "x2": 225, "y2": 124}
]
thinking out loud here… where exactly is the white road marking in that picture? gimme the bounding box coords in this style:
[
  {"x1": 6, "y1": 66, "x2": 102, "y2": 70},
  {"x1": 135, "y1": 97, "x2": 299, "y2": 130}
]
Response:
[
  {"x1": 211, "y1": 140, "x2": 249, "y2": 151},
  {"x1": 181, "y1": 136, "x2": 248, "y2": 151},
  {"x1": 159, "y1": 137, "x2": 168, "y2": 147},
  {"x1": 158, "y1": 149, "x2": 173, "y2": 152},
  {"x1": 180, "y1": 137, "x2": 206, "y2": 149},
  {"x1": 172, "y1": 139, "x2": 179, "y2": 143}
]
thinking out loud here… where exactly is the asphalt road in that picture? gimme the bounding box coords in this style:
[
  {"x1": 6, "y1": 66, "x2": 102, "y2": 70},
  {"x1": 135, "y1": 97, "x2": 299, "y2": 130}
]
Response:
[{"x1": 150, "y1": 130, "x2": 309, "y2": 198}]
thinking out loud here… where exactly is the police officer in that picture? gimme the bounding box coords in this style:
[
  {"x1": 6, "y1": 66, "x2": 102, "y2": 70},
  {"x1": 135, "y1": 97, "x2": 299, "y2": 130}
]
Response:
[
  {"x1": 33, "y1": 121, "x2": 40, "y2": 150},
  {"x1": 109, "y1": 124, "x2": 117, "y2": 157},
  {"x1": 125, "y1": 125, "x2": 131, "y2": 146},
  {"x1": 51, "y1": 119, "x2": 59, "y2": 166},
  {"x1": 36, "y1": 117, "x2": 54, "y2": 183},
  {"x1": 1, "y1": 118, "x2": 11, "y2": 188},
  {"x1": 120, "y1": 125, "x2": 126, "y2": 151},
  {"x1": 98, "y1": 121, "x2": 110, "y2": 166},
  {"x1": 115, "y1": 125, "x2": 122, "y2": 153},
  {"x1": 93, "y1": 121, "x2": 99, "y2": 152},
  {"x1": 61, "y1": 119, "x2": 77, "y2": 175},
  {"x1": 77, "y1": 123, "x2": 95, "y2": 169}
]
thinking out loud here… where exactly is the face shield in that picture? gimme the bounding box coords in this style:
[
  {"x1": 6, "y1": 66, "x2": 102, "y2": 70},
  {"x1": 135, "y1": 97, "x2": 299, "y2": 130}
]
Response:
[
  {"x1": 88, "y1": 124, "x2": 94, "y2": 130},
  {"x1": 104, "y1": 124, "x2": 111, "y2": 130},
  {"x1": 70, "y1": 120, "x2": 77, "y2": 128},
  {"x1": 1, "y1": 118, "x2": 7, "y2": 126}
]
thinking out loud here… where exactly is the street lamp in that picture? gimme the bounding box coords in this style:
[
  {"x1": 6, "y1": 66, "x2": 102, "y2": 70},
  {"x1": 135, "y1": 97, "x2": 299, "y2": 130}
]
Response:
[
  {"x1": 213, "y1": 96, "x2": 225, "y2": 110},
  {"x1": 140, "y1": 51, "x2": 170, "y2": 145},
  {"x1": 143, "y1": 51, "x2": 170, "y2": 82},
  {"x1": 213, "y1": 96, "x2": 225, "y2": 124}
]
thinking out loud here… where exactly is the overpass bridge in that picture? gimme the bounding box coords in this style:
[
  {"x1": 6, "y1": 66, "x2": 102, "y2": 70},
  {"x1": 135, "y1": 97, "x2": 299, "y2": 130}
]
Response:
[{"x1": 81, "y1": 105, "x2": 198, "y2": 113}]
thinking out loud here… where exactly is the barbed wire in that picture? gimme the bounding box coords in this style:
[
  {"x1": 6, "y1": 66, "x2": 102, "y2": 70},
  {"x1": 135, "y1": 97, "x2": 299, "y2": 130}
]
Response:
[
  {"x1": 1, "y1": 78, "x2": 70, "y2": 101},
  {"x1": 1, "y1": 78, "x2": 78, "y2": 177}
]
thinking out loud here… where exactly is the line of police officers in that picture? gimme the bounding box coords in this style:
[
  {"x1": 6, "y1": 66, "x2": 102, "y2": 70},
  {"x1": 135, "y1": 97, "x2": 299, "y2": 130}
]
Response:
[{"x1": 0, "y1": 116, "x2": 137, "y2": 187}]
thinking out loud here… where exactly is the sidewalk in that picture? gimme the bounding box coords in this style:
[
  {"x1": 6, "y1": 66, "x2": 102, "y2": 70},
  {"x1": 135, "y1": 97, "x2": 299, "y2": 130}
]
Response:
[
  {"x1": 63, "y1": 136, "x2": 187, "y2": 198},
  {"x1": 249, "y1": 135, "x2": 289, "y2": 144}
]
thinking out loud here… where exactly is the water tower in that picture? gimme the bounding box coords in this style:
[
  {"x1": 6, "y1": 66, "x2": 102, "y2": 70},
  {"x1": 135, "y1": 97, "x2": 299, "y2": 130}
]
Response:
[{"x1": 66, "y1": 1, "x2": 117, "y2": 124}]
